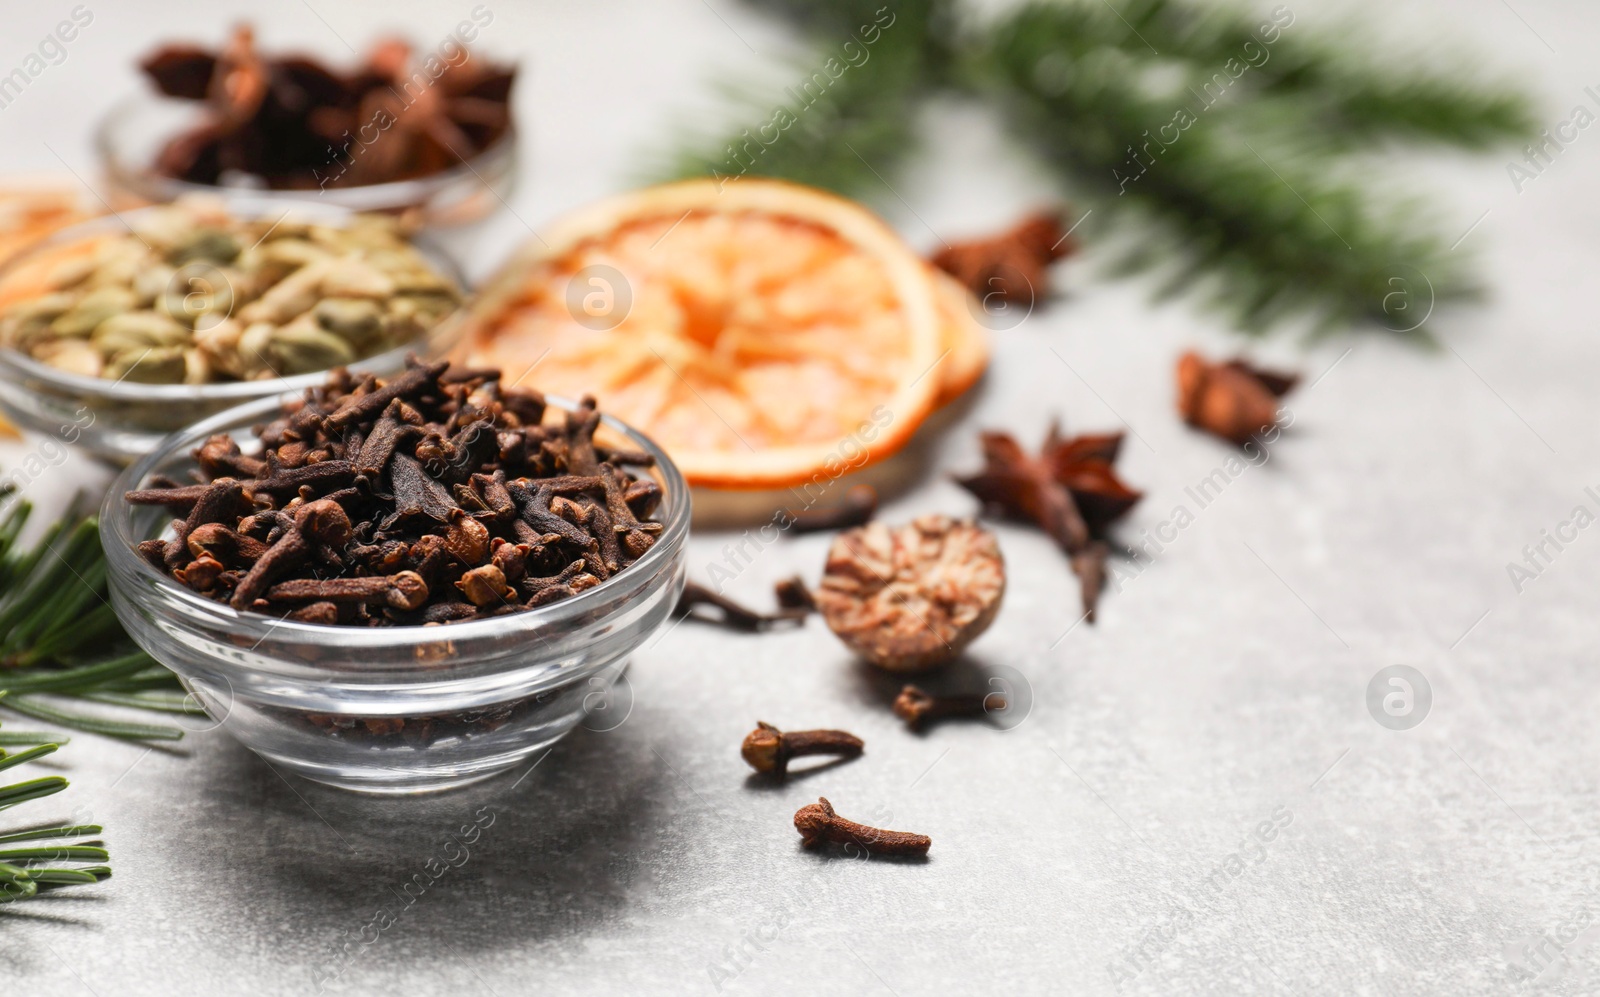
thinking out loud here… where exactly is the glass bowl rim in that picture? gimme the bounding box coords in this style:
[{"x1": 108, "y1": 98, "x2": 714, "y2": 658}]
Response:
[
  {"x1": 94, "y1": 91, "x2": 519, "y2": 209},
  {"x1": 100, "y1": 388, "x2": 692, "y2": 652},
  {"x1": 0, "y1": 198, "x2": 470, "y2": 403}
]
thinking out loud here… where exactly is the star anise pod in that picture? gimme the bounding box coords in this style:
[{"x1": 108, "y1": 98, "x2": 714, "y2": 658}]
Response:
[
  {"x1": 930, "y1": 210, "x2": 1075, "y2": 307},
  {"x1": 140, "y1": 25, "x2": 515, "y2": 190},
  {"x1": 1040, "y1": 422, "x2": 1143, "y2": 536},
  {"x1": 955, "y1": 422, "x2": 1142, "y2": 622},
  {"x1": 1176, "y1": 352, "x2": 1299, "y2": 446}
]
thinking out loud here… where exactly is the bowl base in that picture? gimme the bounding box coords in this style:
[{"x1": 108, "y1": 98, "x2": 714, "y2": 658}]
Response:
[{"x1": 253, "y1": 738, "x2": 561, "y2": 795}]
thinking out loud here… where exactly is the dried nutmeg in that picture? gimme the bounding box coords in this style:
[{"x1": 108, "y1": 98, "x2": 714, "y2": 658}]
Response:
[
  {"x1": 741, "y1": 722, "x2": 863, "y2": 778},
  {"x1": 793, "y1": 797, "x2": 931, "y2": 857},
  {"x1": 814, "y1": 515, "x2": 1005, "y2": 673},
  {"x1": 1176, "y1": 351, "x2": 1298, "y2": 446}
]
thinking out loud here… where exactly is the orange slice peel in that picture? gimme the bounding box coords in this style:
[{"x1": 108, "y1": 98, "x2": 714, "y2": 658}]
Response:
[{"x1": 460, "y1": 179, "x2": 986, "y2": 490}]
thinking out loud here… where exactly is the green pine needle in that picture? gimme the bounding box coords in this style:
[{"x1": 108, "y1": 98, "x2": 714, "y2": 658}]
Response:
[
  {"x1": 0, "y1": 725, "x2": 109, "y2": 904},
  {"x1": 0, "y1": 695, "x2": 185, "y2": 742},
  {"x1": 0, "y1": 823, "x2": 102, "y2": 844},
  {"x1": 0, "y1": 775, "x2": 66, "y2": 809},
  {"x1": 654, "y1": 1, "x2": 947, "y2": 197},
  {"x1": 0, "y1": 742, "x2": 58, "y2": 774},
  {"x1": 650, "y1": 0, "x2": 1538, "y2": 335},
  {"x1": 0, "y1": 499, "x2": 187, "y2": 742},
  {"x1": 0, "y1": 731, "x2": 65, "y2": 746}
]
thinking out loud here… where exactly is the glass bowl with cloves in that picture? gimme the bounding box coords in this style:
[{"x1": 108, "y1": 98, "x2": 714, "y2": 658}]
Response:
[
  {"x1": 100, "y1": 361, "x2": 689, "y2": 794},
  {"x1": 0, "y1": 195, "x2": 467, "y2": 464}
]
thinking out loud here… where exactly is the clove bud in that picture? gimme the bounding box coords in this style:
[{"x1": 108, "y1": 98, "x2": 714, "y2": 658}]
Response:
[
  {"x1": 892, "y1": 684, "x2": 1005, "y2": 730},
  {"x1": 793, "y1": 797, "x2": 931, "y2": 857},
  {"x1": 741, "y1": 722, "x2": 863, "y2": 777}
]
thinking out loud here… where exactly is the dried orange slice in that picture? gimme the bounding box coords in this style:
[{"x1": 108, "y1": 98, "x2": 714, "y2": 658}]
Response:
[
  {"x1": 931, "y1": 268, "x2": 989, "y2": 406},
  {"x1": 0, "y1": 178, "x2": 90, "y2": 268},
  {"x1": 0, "y1": 178, "x2": 91, "y2": 439},
  {"x1": 460, "y1": 179, "x2": 978, "y2": 489}
]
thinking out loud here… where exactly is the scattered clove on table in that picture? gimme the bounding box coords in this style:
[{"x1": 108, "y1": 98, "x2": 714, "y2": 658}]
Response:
[
  {"x1": 673, "y1": 581, "x2": 808, "y2": 632},
  {"x1": 793, "y1": 797, "x2": 931, "y2": 857},
  {"x1": 772, "y1": 575, "x2": 817, "y2": 614},
  {"x1": 741, "y1": 722, "x2": 863, "y2": 778},
  {"x1": 892, "y1": 684, "x2": 1005, "y2": 731}
]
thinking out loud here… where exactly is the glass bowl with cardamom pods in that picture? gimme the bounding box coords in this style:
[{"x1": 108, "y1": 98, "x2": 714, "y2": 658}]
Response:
[
  {"x1": 100, "y1": 372, "x2": 690, "y2": 794},
  {"x1": 0, "y1": 196, "x2": 467, "y2": 464}
]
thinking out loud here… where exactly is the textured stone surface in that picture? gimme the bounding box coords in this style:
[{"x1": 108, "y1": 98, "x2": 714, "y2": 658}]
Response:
[{"x1": 3, "y1": 0, "x2": 1597, "y2": 994}]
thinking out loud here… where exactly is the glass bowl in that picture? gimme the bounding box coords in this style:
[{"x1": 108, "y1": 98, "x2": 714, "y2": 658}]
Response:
[
  {"x1": 101, "y1": 392, "x2": 689, "y2": 794},
  {"x1": 0, "y1": 200, "x2": 467, "y2": 465},
  {"x1": 96, "y1": 93, "x2": 518, "y2": 228}
]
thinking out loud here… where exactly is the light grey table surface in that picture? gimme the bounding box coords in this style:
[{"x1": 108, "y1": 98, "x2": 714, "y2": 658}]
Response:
[{"x1": 3, "y1": 1, "x2": 1599, "y2": 994}]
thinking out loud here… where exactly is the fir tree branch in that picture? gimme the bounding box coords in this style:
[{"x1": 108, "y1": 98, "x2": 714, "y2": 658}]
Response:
[
  {"x1": 653, "y1": 0, "x2": 949, "y2": 198},
  {"x1": 0, "y1": 695, "x2": 184, "y2": 742},
  {"x1": 0, "y1": 727, "x2": 110, "y2": 904},
  {"x1": 0, "y1": 500, "x2": 186, "y2": 741},
  {"x1": 1080, "y1": 0, "x2": 1538, "y2": 148},
  {"x1": 972, "y1": 1, "x2": 1497, "y2": 332},
  {"x1": 648, "y1": 0, "x2": 1537, "y2": 335}
]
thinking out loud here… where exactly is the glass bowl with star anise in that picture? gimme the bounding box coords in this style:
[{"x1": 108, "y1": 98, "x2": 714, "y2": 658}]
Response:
[{"x1": 96, "y1": 26, "x2": 519, "y2": 228}]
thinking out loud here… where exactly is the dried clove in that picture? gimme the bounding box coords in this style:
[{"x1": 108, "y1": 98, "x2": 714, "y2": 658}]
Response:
[
  {"x1": 125, "y1": 482, "x2": 213, "y2": 515},
  {"x1": 741, "y1": 722, "x2": 863, "y2": 777},
  {"x1": 773, "y1": 575, "x2": 817, "y2": 614},
  {"x1": 174, "y1": 553, "x2": 226, "y2": 592},
  {"x1": 197, "y1": 434, "x2": 266, "y2": 479},
  {"x1": 327, "y1": 360, "x2": 449, "y2": 430},
  {"x1": 127, "y1": 360, "x2": 664, "y2": 626},
  {"x1": 185, "y1": 522, "x2": 267, "y2": 564},
  {"x1": 892, "y1": 684, "x2": 1005, "y2": 730},
  {"x1": 266, "y1": 571, "x2": 428, "y2": 611},
  {"x1": 353, "y1": 407, "x2": 419, "y2": 479},
  {"x1": 386, "y1": 453, "x2": 458, "y2": 525},
  {"x1": 674, "y1": 581, "x2": 808, "y2": 632},
  {"x1": 455, "y1": 564, "x2": 512, "y2": 607},
  {"x1": 793, "y1": 797, "x2": 931, "y2": 857},
  {"x1": 287, "y1": 601, "x2": 341, "y2": 625}
]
